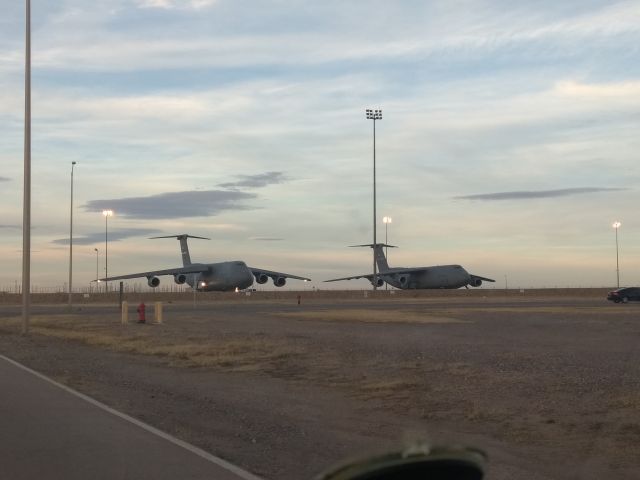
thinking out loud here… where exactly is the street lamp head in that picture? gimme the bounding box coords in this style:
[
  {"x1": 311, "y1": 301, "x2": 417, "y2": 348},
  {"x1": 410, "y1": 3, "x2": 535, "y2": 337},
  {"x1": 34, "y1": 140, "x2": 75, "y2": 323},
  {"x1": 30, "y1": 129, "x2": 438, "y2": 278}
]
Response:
[
  {"x1": 94, "y1": 248, "x2": 98, "y2": 252},
  {"x1": 72, "y1": 161, "x2": 76, "y2": 165},
  {"x1": 102, "y1": 209, "x2": 113, "y2": 217},
  {"x1": 613, "y1": 221, "x2": 621, "y2": 229}
]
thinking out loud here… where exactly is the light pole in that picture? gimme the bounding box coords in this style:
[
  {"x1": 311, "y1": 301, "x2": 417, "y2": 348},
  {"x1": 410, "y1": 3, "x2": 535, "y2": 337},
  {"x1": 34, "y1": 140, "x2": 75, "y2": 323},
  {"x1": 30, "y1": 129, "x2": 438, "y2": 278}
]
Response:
[
  {"x1": 613, "y1": 221, "x2": 621, "y2": 288},
  {"x1": 366, "y1": 108, "x2": 382, "y2": 291},
  {"x1": 383, "y1": 216, "x2": 392, "y2": 290},
  {"x1": 94, "y1": 248, "x2": 99, "y2": 291},
  {"x1": 22, "y1": 0, "x2": 32, "y2": 334},
  {"x1": 382, "y1": 216, "x2": 392, "y2": 255},
  {"x1": 68, "y1": 161, "x2": 77, "y2": 309},
  {"x1": 103, "y1": 210, "x2": 113, "y2": 291}
]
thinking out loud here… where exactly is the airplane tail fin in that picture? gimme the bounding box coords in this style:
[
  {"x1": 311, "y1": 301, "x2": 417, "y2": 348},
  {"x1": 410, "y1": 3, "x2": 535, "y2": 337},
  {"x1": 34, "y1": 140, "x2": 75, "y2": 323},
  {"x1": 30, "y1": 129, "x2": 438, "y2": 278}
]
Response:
[
  {"x1": 349, "y1": 243, "x2": 396, "y2": 273},
  {"x1": 149, "y1": 234, "x2": 210, "y2": 267}
]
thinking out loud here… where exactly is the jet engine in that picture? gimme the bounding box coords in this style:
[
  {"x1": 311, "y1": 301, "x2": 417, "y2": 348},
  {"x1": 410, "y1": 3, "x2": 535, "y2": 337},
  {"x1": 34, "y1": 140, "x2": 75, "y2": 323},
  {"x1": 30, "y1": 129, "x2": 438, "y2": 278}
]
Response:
[
  {"x1": 274, "y1": 277, "x2": 286, "y2": 287},
  {"x1": 147, "y1": 276, "x2": 160, "y2": 288},
  {"x1": 174, "y1": 274, "x2": 187, "y2": 284},
  {"x1": 371, "y1": 277, "x2": 384, "y2": 287},
  {"x1": 397, "y1": 275, "x2": 409, "y2": 287},
  {"x1": 255, "y1": 273, "x2": 269, "y2": 284},
  {"x1": 469, "y1": 277, "x2": 482, "y2": 287}
]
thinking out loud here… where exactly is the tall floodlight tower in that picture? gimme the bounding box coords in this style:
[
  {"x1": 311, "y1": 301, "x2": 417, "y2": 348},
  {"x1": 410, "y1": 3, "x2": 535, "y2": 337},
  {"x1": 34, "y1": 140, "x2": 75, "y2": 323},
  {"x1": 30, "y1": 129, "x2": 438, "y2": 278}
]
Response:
[
  {"x1": 22, "y1": 0, "x2": 31, "y2": 334},
  {"x1": 366, "y1": 108, "x2": 382, "y2": 290}
]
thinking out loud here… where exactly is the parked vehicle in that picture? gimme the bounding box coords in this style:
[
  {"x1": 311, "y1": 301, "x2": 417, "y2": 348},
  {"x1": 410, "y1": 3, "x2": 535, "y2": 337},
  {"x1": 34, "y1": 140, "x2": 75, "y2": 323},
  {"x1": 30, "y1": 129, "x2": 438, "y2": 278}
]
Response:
[{"x1": 607, "y1": 287, "x2": 640, "y2": 303}]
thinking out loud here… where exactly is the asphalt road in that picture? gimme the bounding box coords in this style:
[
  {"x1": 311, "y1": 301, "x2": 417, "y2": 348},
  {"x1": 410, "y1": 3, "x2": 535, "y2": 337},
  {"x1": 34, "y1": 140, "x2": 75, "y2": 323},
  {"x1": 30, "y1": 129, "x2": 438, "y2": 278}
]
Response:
[{"x1": 0, "y1": 354, "x2": 261, "y2": 480}]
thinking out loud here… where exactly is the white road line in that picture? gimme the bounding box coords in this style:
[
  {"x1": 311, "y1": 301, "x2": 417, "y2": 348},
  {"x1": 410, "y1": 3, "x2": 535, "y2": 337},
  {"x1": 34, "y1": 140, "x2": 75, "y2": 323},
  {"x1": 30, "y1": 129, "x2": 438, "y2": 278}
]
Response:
[{"x1": 0, "y1": 354, "x2": 263, "y2": 480}]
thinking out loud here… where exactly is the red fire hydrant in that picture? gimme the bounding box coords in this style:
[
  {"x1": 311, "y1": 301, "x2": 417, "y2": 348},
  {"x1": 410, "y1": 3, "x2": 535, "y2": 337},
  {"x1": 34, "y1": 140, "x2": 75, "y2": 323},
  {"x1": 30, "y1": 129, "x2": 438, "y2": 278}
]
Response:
[{"x1": 136, "y1": 302, "x2": 146, "y2": 324}]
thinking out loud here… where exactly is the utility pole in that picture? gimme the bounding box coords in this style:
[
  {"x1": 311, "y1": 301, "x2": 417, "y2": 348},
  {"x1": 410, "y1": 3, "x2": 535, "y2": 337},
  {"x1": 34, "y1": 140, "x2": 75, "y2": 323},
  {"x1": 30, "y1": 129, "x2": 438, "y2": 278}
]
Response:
[
  {"x1": 22, "y1": 0, "x2": 31, "y2": 334},
  {"x1": 68, "y1": 161, "x2": 77, "y2": 309}
]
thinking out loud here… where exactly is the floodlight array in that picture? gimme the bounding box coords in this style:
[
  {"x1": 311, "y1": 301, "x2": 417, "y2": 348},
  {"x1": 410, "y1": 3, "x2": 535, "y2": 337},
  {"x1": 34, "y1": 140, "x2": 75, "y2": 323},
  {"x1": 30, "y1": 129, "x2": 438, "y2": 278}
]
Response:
[{"x1": 365, "y1": 108, "x2": 382, "y2": 120}]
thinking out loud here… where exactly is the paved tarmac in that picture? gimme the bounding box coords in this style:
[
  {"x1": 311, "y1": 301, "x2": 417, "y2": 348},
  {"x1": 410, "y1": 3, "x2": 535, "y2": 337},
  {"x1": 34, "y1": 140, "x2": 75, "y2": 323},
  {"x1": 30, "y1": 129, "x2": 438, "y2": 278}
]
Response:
[{"x1": 0, "y1": 355, "x2": 261, "y2": 480}]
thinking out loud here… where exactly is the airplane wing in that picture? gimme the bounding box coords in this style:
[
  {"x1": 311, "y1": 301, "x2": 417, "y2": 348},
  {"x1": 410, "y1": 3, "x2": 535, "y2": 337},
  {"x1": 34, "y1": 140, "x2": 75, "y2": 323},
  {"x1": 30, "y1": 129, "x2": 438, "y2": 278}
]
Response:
[
  {"x1": 377, "y1": 267, "x2": 429, "y2": 275},
  {"x1": 470, "y1": 274, "x2": 495, "y2": 282},
  {"x1": 324, "y1": 274, "x2": 373, "y2": 282},
  {"x1": 248, "y1": 267, "x2": 311, "y2": 282},
  {"x1": 98, "y1": 264, "x2": 209, "y2": 282}
]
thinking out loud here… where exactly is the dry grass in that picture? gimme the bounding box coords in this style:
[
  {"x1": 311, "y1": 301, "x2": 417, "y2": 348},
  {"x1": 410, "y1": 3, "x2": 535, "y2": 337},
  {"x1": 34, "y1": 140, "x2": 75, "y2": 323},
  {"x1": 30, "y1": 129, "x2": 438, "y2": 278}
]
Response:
[
  {"x1": 0, "y1": 315, "x2": 302, "y2": 371},
  {"x1": 609, "y1": 393, "x2": 640, "y2": 410},
  {"x1": 447, "y1": 306, "x2": 628, "y2": 315},
  {"x1": 274, "y1": 309, "x2": 467, "y2": 324},
  {"x1": 356, "y1": 379, "x2": 422, "y2": 401}
]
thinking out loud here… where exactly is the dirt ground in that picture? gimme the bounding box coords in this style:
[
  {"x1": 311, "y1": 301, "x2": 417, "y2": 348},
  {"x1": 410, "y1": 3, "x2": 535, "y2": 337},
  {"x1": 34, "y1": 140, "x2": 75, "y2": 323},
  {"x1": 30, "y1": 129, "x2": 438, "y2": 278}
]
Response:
[{"x1": 1, "y1": 294, "x2": 639, "y2": 479}]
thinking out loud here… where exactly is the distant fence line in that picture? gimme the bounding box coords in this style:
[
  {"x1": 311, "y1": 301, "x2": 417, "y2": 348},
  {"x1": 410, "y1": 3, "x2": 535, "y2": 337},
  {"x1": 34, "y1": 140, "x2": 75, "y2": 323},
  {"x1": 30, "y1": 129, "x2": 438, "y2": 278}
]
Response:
[
  {"x1": 0, "y1": 283, "x2": 618, "y2": 295},
  {"x1": 0, "y1": 286, "x2": 614, "y2": 306},
  {"x1": 0, "y1": 283, "x2": 194, "y2": 295}
]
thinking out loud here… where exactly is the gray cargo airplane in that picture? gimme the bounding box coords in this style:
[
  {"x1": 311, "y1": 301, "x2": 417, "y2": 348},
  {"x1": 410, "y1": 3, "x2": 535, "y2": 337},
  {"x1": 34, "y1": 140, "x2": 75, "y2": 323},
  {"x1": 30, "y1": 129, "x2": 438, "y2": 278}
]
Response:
[
  {"x1": 325, "y1": 244, "x2": 494, "y2": 289},
  {"x1": 98, "y1": 234, "x2": 310, "y2": 291}
]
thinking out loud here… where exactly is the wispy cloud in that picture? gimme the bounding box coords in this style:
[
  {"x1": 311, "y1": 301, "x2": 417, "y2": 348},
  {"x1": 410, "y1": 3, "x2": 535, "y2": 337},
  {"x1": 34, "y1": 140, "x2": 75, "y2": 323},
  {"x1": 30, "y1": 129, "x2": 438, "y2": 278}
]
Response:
[
  {"x1": 553, "y1": 80, "x2": 640, "y2": 98},
  {"x1": 7, "y1": 1, "x2": 634, "y2": 74},
  {"x1": 250, "y1": 237, "x2": 284, "y2": 241},
  {"x1": 0, "y1": 176, "x2": 10, "y2": 182},
  {"x1": 219, "y1": 172, "x2": 288, "y2": 189},
  {"x1": 52, "y1": 228, "x2": 163, "y2": 246},
  {"x1": 83, "y1": 190, "x2": 257, "y2": 219},
  {"x1": 135, "y1": 0, "x2": 217, "y2": 10},
  {"x1": 454, "y1": 187, "x2": 626, "y2": 201}
]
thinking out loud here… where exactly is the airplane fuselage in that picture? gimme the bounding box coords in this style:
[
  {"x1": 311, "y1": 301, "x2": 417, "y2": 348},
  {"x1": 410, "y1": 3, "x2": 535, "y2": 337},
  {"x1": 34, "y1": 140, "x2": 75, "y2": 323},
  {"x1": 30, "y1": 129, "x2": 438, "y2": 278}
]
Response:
[
  {"x1": 187, "y1": 261, "x2": 254, "y2": 292},
  {"x1": 380, "y1": 265, "x2": 471, "y2": 289}
]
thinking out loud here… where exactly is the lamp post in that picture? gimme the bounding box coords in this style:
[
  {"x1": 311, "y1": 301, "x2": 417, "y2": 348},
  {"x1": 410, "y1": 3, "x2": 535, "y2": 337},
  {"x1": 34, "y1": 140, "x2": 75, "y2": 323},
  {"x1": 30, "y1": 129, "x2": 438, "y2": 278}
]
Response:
[
  {"x1": 366, "y1": 108, "x2": 382, "y2": 291},
  {"x1": 68, "y1": 161, "x2": 77, "y2": 309},
  {"x1": 382, "y1": 216, "x2": 392, "y2": 255},
  {"x1": 613, "y1": 221, "x2": 621, "y2": 288},
  {"x1": 103, "y1": 210, "x2": 113, "y2": 291},
  {"x1": 21, "y1": 0, "x2": 31, "y2": 334},
  {"x1": 94, "y1": 248, "x2": 99, "y2": 291}
]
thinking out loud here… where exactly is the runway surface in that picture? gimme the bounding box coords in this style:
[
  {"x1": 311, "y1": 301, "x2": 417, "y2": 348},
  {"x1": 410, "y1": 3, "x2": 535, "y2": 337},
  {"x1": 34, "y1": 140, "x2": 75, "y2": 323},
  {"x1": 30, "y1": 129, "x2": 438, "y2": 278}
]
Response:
[{"x1": 0, "y1": 354, "x2": 261, "y2": 480}]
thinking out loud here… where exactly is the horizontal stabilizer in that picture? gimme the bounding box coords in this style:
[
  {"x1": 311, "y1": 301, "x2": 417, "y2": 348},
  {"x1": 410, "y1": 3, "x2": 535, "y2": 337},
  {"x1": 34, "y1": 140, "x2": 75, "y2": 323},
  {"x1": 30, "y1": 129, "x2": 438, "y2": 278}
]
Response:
[
  {"x1": 149, "y1": 234, "x2": 211, "y2": 240},
  {"x1": 348, "y1": 243, "x2": 397, "y2": 248}
]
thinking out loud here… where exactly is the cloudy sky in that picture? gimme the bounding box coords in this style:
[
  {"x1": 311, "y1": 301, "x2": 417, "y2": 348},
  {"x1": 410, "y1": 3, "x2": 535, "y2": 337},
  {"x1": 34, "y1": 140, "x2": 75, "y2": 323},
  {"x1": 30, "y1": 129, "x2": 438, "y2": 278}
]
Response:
[{"x1": 1, "y1": 0, "x2": 640, "y2": 291}]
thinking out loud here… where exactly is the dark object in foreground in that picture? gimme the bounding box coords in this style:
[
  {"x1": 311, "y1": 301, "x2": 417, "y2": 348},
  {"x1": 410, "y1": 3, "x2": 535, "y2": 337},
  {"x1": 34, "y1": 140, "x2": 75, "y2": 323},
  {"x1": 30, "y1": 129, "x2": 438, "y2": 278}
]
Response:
[
  {"x1": 607, "y1": 287, "x2": 640, "y2": 303},
  {"x1": 316, "y1": 445, "x2": 486, "y2": 480}
]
